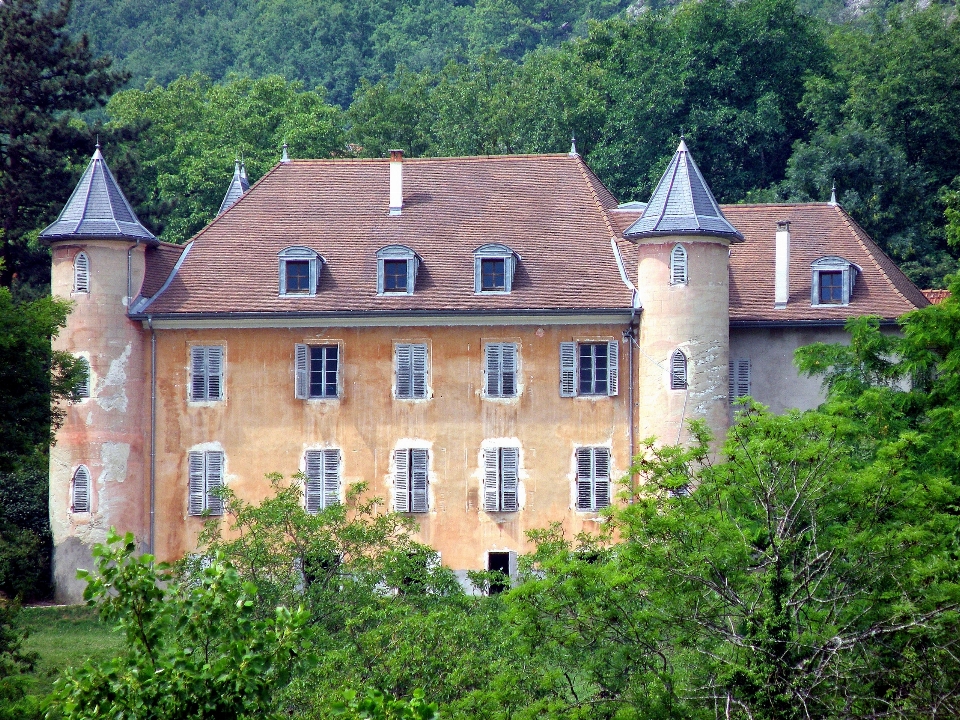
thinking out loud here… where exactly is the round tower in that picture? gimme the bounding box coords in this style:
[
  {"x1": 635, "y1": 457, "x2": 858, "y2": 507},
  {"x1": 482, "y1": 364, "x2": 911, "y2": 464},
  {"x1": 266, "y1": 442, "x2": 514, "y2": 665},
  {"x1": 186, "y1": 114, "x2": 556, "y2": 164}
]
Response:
[
  {"x1": 624, "y1": 140, "x2": 743, "y2": 447},
  {"x1": 40, "y1": 146, "x2": 157, "y2": 603}
]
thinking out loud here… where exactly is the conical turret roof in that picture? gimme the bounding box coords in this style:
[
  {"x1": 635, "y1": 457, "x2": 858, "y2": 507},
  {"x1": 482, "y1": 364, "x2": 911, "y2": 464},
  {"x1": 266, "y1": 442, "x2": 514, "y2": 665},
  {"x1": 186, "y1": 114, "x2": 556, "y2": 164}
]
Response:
[
  {"x1": 39, "y1": 146, "x2": 156, "y2": 242},
  {"x1": 623, "y1": 140, "x2": 743, "y2": 242},
  {"x1": 218, "y1": 160, "x2": 250, "y2": 215}
]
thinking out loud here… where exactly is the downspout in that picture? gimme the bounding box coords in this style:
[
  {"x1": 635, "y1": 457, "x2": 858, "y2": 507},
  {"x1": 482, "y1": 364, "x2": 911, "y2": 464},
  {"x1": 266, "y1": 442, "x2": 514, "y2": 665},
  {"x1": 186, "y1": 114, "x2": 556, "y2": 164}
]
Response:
[
  {"x1": 148, "y1": 315, "x2": 156, "y2": 555},
  {"x1": 610, "y1": 238, "x2": 642, "y2": 498}
]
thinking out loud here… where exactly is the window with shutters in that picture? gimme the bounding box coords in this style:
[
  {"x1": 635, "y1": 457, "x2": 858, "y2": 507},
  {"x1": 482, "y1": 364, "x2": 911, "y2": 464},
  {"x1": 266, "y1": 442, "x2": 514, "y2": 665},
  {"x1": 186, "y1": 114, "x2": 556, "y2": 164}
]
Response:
[
  {"x1": 670, "y1": 350, "x2": 688, "y2": 389},
  {"x1": 74, "y1": 357, "x2": 91, "y2": 400},
  {"x1": 278, "y1": 246, "x2": 322, "y2": 296},
  {"x1": 304, "y1": 449, "x2": 341, "y2": 512},
  {"x1": 811, "y1": 256, "x2": 860, "y2": 306},
  {"x1": 670, "y1": 244, "x2": 688, "y2": 285},
  {"x1": 729, "y1": 358, "x2": 751, "y2": 402},
  {"x1": 576, "y1": 447, "x2": 611, "y2": 511},
  {"x1": 376, "y1": 245, "x2": 419, "y2": 295},
  {"x1": 395, "y1": 343, "x2": 428, "y2": 399},
  {"x1": 559, "y1": 341, "x2": 619, "y2": 397},
  {"x1": 71, "y1": 465, "x2": 91, "y2": 513},
  {"x1": 189, "y1": 346, "x2": 224, "y2": 401},
  {"x1": 394, "y1": 448, "x2": 429, "y2": 513},
  {"x1": 188, "y1": 450, "x2": 224, "y2": 516},
  {"x1": 482, "y1": 446, "x2": 520, "y2": 513},
  {"x1": 74, "y1": 251, "x2": 90, "y2": 294},
  {"x1": 473, "y1": 244, "x2": 518, "y2": 293},
  {"x1": 484, "y1": 343, "x2": 518, "y2": 398},
  {"x1": 294, "y1": 344, "x2": 340, "y2": 399}
]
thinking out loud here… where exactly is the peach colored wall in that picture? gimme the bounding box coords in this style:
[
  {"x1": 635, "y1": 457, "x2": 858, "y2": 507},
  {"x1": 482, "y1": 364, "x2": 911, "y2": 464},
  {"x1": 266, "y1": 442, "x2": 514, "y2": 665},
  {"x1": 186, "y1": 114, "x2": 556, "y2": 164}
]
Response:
[{"x1": 149, "y1": 323, "x2": 633, "y2": 571}]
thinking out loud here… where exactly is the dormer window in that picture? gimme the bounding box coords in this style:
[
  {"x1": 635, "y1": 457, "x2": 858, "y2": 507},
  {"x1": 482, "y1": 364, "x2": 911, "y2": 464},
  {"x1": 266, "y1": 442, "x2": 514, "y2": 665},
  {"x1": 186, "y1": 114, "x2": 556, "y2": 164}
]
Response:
[
  {"x1": 811, "y1": 257, "x2": 860, "y2": 306},
  {"x1": 474, "y1": 244, "x2": 518, "y2": 294},
  {"x1": 376, "y1": 245, "x2": 419, "y2": 295},
  {"x1": 278, "y1": 247, "x2": 322, "y2": 296}
]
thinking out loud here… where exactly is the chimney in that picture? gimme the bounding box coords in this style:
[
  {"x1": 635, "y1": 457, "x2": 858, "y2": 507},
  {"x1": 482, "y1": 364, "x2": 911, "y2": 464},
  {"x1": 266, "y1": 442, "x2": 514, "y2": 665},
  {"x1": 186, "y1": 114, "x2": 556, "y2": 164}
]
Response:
[
  {"x1": 775, "y1": 221, "x2": 791, "y2": 309},
  {"x1": 389, "y1": 149, "x2": 403, "y2": 215}
]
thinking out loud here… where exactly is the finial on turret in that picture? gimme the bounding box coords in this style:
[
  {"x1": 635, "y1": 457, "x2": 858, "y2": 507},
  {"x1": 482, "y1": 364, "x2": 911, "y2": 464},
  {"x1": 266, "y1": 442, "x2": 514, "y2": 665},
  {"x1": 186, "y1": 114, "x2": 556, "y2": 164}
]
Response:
[
  {"x1": 569, "y1": 133, "x2": 578, "y2": 157},
  {"x1": 829, "y1": 180, "x2": 837, "y2": 206},
  {"x1": 281, "y1": 143, "x2": 290, "y2": 164}
]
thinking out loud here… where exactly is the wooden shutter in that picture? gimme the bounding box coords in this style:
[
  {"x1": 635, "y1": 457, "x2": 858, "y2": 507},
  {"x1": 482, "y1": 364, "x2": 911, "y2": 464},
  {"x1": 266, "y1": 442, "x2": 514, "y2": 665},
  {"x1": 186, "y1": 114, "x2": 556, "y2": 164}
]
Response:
[
  {"x1": 323, "y1": 449, "x2": 340, "y2": 508},
  {"x1": 559, "y1": 342, "x2": 577, "y2": 397},
  {"x1": 206, "y1": 347, "x2": 223, "y2": 400},
  {"x1": 594, "y1": 448, "x2": 610, "y2": 509},
  {"x1": 500, "y1": 447, "x2": 519, "y2": 512},
  {"x1": 483, "y1": 448, "x2": 500, "y2": 512},
  {"x1": 205, "y1": 451, "x2": 224, "y2": 515},
  {"x1": 190, "y1": 347, "x2": 207, "y2": 401},
  {"x1": 396, "y1": 344, "x2": 412, "y2": 398},
  {"x1": 576, "y1": 448, "x2": 593, "y2": 510},
  {"x1": 485, "y1": 344, "x2": 502, "y2": 396},
  {"x1": 72, "y1": 466, "x2": 90, "y2": 513},
  {"x1": 412, "y1": 344, "x2": 428, "y2": 398},
  {"x1": 394, "y1": 449, "x2": 410, "y2": 512},
  {"x1": 188, "y1": 451, "x2": 205, "y2": 515},
  {"x1": 501, "y1": 343, "x2": 517, "y2": 396},
  {"x1": 606, "y1": 341, "x2": 619, "y2": 396},
  {"x1": 671, "y1": 350, "x2": 687, "y2": 389},
  {"x1": 671, "y1": 244, "x2": 687, "y2": 285},
  {"x1": 410, "y1": 449, "x2": 429, "y2": 512},
  {"x1": 74, "y1": 252, "x2": 89, "y2": 293},
  {"x1": 304, "y1": 450, "x2": 324, "y2": 513},
  {"x1": 295, "y1": 344, "x2": 309, "y2": 399},
  {"x1": 736, "y1": 359, "x2": 751, "y2": 399},
  {"x1": 728, "y1": 360, "x2": 735, "y2": 401}
]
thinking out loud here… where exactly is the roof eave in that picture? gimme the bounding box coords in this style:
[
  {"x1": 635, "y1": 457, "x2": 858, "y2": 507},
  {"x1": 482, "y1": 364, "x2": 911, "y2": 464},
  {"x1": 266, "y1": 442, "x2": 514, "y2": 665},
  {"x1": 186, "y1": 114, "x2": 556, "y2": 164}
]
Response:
[{"x1": 623, "y1": 228, "x2": 745, "y2": 243}]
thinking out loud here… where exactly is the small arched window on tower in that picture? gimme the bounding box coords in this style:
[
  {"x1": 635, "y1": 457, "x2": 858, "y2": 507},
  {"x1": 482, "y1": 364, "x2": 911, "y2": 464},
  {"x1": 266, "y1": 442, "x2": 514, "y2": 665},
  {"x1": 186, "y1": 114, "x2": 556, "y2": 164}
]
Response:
[
  {"x1": 670, "y1": 349, "x2": 688, "y2": 389},
  {"x1": 71, "y1": 465, "x2": 91, "y2": 513},
  {"x1": 670, "y1": 244, "x2": 687, "y2": 285},
  {"x1": 74, "y1": 251, "x2": 90, "y2": 294}
]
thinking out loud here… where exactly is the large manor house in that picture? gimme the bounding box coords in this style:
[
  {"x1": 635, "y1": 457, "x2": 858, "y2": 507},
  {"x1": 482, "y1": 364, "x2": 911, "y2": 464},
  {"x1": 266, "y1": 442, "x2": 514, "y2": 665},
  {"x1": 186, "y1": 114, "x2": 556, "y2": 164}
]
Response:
[{"x1": 43, "y1": 140, "x2": 929, "y2": 601}]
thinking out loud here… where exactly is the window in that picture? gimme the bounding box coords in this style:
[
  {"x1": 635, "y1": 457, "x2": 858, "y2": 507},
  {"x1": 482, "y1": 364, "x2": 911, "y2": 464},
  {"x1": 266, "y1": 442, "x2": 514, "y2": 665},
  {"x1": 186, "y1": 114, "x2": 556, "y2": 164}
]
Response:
[
  {"x1": 484, "y1": 343, "x2": 517, "y2": 398},
  {"x1": 190, "y1": 346, "x2": 223, "y2": 401},
  {"x1": 576, "y1": 447, "x2": 611, "y2": 511},
  {"x1": 559, "y1": 341, "x2": 619, "y2": 397},
  {"x1": 394, "y1": 448, "x2": 429, "y2": 513},
  {"x1": 395, "y1": 343, "x2": 428, "y2": 399},
  {"x1": 819, "y1": 272, "x2": 843, "y2": 303},
  {"x1": 74, "y1": 357, "x2": 91, "y2": 400},
  {"x1": 729, "y1": 358, "x2": 751, "y2": 402},
  {"x1": 473, "y1": 244, "x2": 518, "y2": 294},
  {"x1": 670, "y1": 244, "x2": 688, "y2": 285},
  {"x1": 671, "y1": 350, "x2": 688, "y2": 389},
  {"x1": 376, "y1": 245, "x2": 419, "y2": 295},
  {"x1": 811, "y1": 256, "x2": 860, "y2": 306},
  {"x1": 71, "y1": 465, "x2": 91, "y2": 513},
  {"x1": 304, "y1": 449, "x2": 340, "y2": 512},
  {"x1": 294, "y1": 344, "x2": 340, "y2": 399},
  {"x1": 483, "y1": 446, "x2": 519, "y2": 513},
  {"x1": 188, "y1": 450, "x2": 224, "y2": 516},
  {"x1": 487, "y1": 551, "x2": 517, "y2": 595},
  {"x1": 74, "y1": 251, "x2": 89, "y2": 294},
  {"x1": 278, "y1": 246, "x2": 322, "y2": 296}
]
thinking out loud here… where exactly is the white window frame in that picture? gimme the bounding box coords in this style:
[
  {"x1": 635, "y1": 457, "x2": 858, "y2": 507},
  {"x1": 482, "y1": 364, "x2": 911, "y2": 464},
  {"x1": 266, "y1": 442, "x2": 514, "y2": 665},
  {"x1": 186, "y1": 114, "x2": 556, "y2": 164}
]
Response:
[
  {"x1": 73, "y1": 251, "x2": 90, "y2": 294},
  {"x1": 670, "y1": 244, "x2": 688, "y2": 285},
  {"x1": 188, "y1": 450, "x2": 224, "y2": 516},
  {"x1": 295, "y1": 343, "x2": 341, "y2": 399},
  {"x1": 559, "y1": 341, "x2": 619, "y2": 397},
  {"x1": 304, "y1": 449, "x2": 341, "y2": 512},
  {"x1": 482, "y1": 446, "x2": 520, "y2": 513},
  {"x1": 278, "y1": 246, "x2": 322, "y2": 297},
  {"x1": 71, "y1": 465, "x2": 91, "y2": 513},
  {"x1": 395, "y1": 342, "x2": 428, "y2": 399},
  {"x1": 473, "y1": 243, "x2": 519, "y2": 294},
  {"x1": 576, "y1": 447, "x2": 611, "y2": 511},
  {"x1": 811, "y1": 256, "x2": 860, "y2": 306},
  {"x1": 74, "y1": 356, "x2": 91, "y2": 400},
  {"x1": 189, "y1": 346, "x2": 224, "y2": 402},
  {"x1": 484, "y1": 342, "x2": 518, "y2": 398},
  {"x1": 671, "y1": 349, "x2": 688, "y2": 390},
  {"x1": 376, "y1": 245, "x2": 419, "y2": 295},
  {"x1": 729, "y1": 358, "x2": 751, "y2": 402},
  {"x1": 394, "y1": 448, "x2": 429, "y2": 513}
]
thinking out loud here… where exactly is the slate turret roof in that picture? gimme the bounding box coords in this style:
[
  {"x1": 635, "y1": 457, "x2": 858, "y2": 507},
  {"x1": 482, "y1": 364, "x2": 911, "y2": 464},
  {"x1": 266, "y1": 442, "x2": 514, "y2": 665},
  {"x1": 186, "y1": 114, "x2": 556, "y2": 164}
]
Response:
[
  {"x1": 623, "y1": 139, "x2": 744, "y2": 242},
  {"x1": 40, "y1": 146, "x2": 156, "y2": 242},
  {"x1": 218, "y1": 160, "x2": 250, "y2": 215}
]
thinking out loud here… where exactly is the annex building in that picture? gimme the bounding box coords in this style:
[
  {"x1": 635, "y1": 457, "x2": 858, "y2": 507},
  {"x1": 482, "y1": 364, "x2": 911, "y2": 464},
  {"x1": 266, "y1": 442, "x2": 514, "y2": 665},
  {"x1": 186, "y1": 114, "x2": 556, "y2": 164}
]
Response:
[{"x1": 42, "y1": 141, "x2": 929, "y2": 602}]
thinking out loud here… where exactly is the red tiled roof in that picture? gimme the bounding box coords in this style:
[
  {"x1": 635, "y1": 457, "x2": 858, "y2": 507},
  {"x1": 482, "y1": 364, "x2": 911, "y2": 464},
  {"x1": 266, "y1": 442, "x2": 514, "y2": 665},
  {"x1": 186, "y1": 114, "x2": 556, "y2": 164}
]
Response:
[
  {"x1": 140, "y1": 242, "x2": 186, "y2": 299},
  {"x1": 922, "y1": 289, "x2": 950, "y2": 305}
]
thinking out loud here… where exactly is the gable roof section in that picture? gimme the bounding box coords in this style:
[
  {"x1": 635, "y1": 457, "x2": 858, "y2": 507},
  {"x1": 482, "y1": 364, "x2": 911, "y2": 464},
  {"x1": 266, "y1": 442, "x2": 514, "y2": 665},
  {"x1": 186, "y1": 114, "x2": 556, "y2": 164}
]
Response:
[{"x1": 142, "y1": 154, "x2": 633, "y2": 317}]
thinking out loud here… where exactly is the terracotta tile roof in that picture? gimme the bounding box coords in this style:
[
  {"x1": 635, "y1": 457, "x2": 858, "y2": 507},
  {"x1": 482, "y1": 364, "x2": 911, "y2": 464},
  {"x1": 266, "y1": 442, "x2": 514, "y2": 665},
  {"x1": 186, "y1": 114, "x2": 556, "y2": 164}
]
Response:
[
  {"x1": 140, "y1": 242, "x2": 186, "y2": 299},
  {"x1": 922, "y1": 289, "x2": 950, "y2": 305},
  {"x1": 143, "y1": 154, "x2": 633, "y2": 316}
]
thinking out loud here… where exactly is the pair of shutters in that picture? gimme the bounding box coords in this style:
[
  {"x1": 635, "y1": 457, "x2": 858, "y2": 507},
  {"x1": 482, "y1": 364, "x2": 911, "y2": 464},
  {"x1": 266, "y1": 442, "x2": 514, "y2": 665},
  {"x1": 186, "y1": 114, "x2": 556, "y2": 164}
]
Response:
[
  {"x1": 72, "y1": 466, "x2": 91, "y2": 513},
  {"x1": 190, "y1": 346, "x2": 223, "y2": 401},
  {"x1": 188, "y1": 451, "x2": 224, "y2": 516},
  {"x1": 559, "y1": 341, "x2": 619, "y2": 397},
  {"x1": 485, "y1": 343, "x2": 517, "y2": 397},
  {"x1": 729, "y1": 359, "x2": 751, "y2": 401},
  {"x1": 304, "y1": 449, "x2": 340, "y2": 512},
  {"x1": 74, "y1": 252, "x2": 90, "y2": 294},
  {"x1": 394, "y1": 448, "x2": 429, "y2": 513},
  {"x1": 396, "y1": 343, "x2": 428, "y2": 399},
  {"x1": 483, "y1": 447, "x2": 519, "y2": 513},
  {"x1": 576, "y1": 447, "x2": 611, "y2": 511}
]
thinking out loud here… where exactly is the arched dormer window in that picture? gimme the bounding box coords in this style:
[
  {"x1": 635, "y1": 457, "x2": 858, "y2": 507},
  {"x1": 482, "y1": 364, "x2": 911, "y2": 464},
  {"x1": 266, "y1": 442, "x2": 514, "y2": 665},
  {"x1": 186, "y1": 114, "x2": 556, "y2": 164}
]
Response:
[
  {"x1": 670, "y1": 244, "x2": 687, "y2": 285},
  {"x1": 278, "y1": 247, "x2": 323, "y2": 297},
  {"x1": 74, "y1": 357, "x2": 91, "y2": 400},
  {"x1": 376, "y1": 245, "x2": 420, "y2": 295},
  {"x1": 811, "y1": 256, "x2": 860, "y2": 306},
  {"x1": 670, "y1": 349, "x2": 688, "y2": 389},
  {"x1": 474, "y1": 244, "x2": 519, "y2": 294},
  {"x1": 74, "y1": 251, "x2": 90, "y2": 294},
  {"x1": 72, "y1": 465, "x2": 91, "y2": 513}
]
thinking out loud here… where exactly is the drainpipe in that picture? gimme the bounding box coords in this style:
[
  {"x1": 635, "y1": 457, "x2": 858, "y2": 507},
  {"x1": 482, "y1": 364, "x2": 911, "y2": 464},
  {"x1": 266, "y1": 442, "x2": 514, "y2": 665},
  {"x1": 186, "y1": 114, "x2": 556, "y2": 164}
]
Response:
[
  {"x1": 148, "y1": 315, "x2": 156, "y2": 555},
  {"x1": 624, "y1": 302, "x2": 639, "y2": 498}
]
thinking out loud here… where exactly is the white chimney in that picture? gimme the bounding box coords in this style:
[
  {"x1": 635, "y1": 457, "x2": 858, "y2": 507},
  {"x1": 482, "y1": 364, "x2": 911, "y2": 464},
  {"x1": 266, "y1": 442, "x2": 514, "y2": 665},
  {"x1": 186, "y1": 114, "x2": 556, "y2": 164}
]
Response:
[
  {"x1": 775, "y1": 221, "x2": 790, "y2": 308},
  {"x1": 389, "y1": 149, "x2": 403, "y2": 215}
]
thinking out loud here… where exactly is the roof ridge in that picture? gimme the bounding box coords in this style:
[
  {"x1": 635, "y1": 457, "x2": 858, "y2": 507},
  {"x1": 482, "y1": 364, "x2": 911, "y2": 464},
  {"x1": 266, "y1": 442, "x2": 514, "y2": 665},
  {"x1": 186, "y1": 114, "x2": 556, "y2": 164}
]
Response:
[{"x1": 285, "y1": 153, "x2": 573, "y2": 164}]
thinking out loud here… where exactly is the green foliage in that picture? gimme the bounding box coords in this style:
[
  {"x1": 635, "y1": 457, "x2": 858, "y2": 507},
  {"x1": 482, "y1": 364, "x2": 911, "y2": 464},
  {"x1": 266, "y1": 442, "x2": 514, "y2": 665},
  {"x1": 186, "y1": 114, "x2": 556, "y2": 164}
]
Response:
[{"x1": 333, "y1": 688, "x2": 438, "y2": 720}]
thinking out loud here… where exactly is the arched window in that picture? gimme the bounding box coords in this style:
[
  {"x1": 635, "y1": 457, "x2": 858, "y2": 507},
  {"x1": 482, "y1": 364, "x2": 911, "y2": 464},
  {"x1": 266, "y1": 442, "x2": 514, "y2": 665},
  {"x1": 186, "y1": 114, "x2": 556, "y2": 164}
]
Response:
[
  {"x1": 278, "y1": 246, "x2": 323, "y2": 297},
  {"x1": 670, "y1": 244, "x2": 687, "y2": 285},
  {"x1": 74, "y1": 252, "x2": 90, "y2": 294},
  {"x1": 473, "y1": 243, "x2": 519, "y2": 294},
  {"x1": 670, "y1": 349, "x2": 688, "y2": 389},
  {"x1": 75, "y1": 357, "x2": 91, "y2": 399},
  {"x1": 72, "y1": 466, "x2": 91, "y2": 513}
]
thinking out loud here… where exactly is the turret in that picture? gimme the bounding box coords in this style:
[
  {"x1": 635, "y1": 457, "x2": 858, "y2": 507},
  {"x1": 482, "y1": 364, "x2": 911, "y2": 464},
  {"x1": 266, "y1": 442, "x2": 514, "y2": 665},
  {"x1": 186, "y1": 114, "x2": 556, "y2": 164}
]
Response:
[
  {"x1": 624, "y1": 140, "x2": 743, "y2": 446},
  {"x1": 40, "y1": 145, "x2": 156, "y2": 602},
  {"x1": 217, "y1": 159, "x2": 250, "y2": 215}
]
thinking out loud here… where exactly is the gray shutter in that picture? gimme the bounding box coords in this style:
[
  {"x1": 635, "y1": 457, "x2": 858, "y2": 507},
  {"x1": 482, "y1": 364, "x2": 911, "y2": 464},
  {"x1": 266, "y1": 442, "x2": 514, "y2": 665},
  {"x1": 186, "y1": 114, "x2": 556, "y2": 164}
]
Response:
[
  {"x1": 188, "y1": 451, "x2": 205, "y2": 515},
  {"x1": 410, "y1": 448, "x2": 429, "y2": 512},
  {"x1": 474, "y1": 256, "x2": 483, "y2": 293},
  {"x1": 72, "y1": 466, "x2": 90, "y2": 513},
  {"x1": 729, "y1": 360, "x2": 735, "y2": 401},
  {"x1": 501, "y1": 343, "x2": 517, "y2": 397},
  {"x1": 500, "y1": 447, "x2": 519, "y2": 512},
  {"x1": 576, "y1": 448, "x2": 593, "y2": 510},
  {"x1": 407, "y1": 258, "x2": 417, "y2": 295},
  {"x1": 671, "y1": 244, "x2": 687, "y2": 284},
  {"x1": 671, "y1": 350, "x2": 687, "y2": 389},
  {"x1": 310, "y1": 256, "x2": 319, "y2": 293},
  {"x1": 295, "y1": 344, "x2": 309, "y2": 399},
  {"x1": 607, "y1": 340, "x2": 619, "y2": 396},
  {"x1": 304, "y1": 450, "x2": 324, "y2": 513},
  {"x1": 594, "y1": 448, "x2": 610, "y2": 509},
  {"x1": 485, "y1": 344, "x2": 502, "y2": 397},
  {"x1": 483, "y1": 448, "x2": 500, "y2": 512},
  {"x1": 279, "y1": 258, "x2": 287, "y2": 295},
  {"x1": 396, "y1": 344, "x2": 412, "y2": 398},
  {"x1": 559, "y1": 342, "x2": 577, "y2": 397},
  {"x1": 74, "y1": 252, "x2": 90, "y2": 293},
  {"x1": 394, "y1": 449, "x2": 410, "y2": 512},
  {"x1": 412, "y1": 344, "x2": 428, "y2": 398},
  {"x1": 207, "y1": 346, "x2": 223, "y2": 400},
  {"x1": 206, "y1": 451, "x2": 224, "y2": 515},
  {"x1": 811, "y1": 271, "x2": 820, "y2": 305},
  {"x1": 190, "y1": 347, "x2": 207, "y2": 401},
  {"x1": 504, "y1": 255, "x2": 515, "y2": 292},
  {"x1": 377, "y1": 259, "x2": 385, "y2": 295},
  {"x1": 323, "y1": 449, "x2": 340, "y2": 508},
  {"x1": 736, "y1": 359, "x2": 751, "y2": 398}
]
